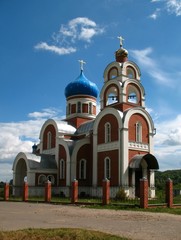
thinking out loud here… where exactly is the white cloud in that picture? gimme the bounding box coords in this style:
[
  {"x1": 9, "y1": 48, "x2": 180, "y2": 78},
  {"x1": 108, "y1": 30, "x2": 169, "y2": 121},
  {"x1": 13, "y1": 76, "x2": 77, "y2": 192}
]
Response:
[
  {"x1": 149, "y1": 8, "x2": 161, "y2": 19},
  {"x1": 34, "y1": 42, "x2": 76, "y2": 55},
  {"x1": 130, "y1": 47, "x2": 172, "y2": 86},
  {"x1": 154, "y1": 114, "x2": 181, "y2": 170},
  {"x1": 166, "y1": 0, "x2": 181, "y2": 16},
  {"x1": 28, "y1": 107, "x2": 62, "y2": 119},
  {"x1": 0, "y1": 108, "x2": 63, "y2": 181},
  {"x1": 35, "y1": 17, "x2": 104, "y2": 55},
  {"x1": 150, "y1": 0, "x2": 181, "y2": 19}
]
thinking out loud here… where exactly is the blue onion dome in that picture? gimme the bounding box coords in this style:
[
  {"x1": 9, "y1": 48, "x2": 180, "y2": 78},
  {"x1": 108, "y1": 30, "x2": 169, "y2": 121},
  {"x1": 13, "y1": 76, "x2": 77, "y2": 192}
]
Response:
[{"x1": 65, "y1": 70, "x2": 99, "y2": 98}]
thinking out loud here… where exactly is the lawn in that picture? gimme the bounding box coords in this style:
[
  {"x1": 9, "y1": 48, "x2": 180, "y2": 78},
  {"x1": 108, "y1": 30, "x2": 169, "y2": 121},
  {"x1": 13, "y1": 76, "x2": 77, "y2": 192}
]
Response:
[{"x1": 0, "y1": 228, "x2": 129, "y2": 240}]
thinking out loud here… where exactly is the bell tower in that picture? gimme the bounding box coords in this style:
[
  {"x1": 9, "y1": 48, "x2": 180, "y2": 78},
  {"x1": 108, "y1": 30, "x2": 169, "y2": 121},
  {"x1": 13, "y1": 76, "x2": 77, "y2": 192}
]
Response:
[{"x1": 100, "y1": 37, "x2": 145, "y2": 112}]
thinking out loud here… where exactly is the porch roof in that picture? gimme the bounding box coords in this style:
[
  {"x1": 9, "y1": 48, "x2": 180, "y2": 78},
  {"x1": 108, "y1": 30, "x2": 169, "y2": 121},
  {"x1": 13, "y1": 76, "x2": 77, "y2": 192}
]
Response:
[{"x1": 129, "y1": 153, "x2": 159, "y2": 170}]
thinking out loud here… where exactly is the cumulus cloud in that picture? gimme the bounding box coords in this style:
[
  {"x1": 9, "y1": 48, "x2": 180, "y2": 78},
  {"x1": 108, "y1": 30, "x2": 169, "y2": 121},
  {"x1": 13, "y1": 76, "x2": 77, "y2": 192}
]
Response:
[
  {"x1": 34, "y1": 17, "x2": 105, "y2": 55},
  {"x1": 154, "y1": 114, "x2": 181, "y2": 170},
  {"x1": 0, "y1": 108, "x2": 63, "y2": 181}
]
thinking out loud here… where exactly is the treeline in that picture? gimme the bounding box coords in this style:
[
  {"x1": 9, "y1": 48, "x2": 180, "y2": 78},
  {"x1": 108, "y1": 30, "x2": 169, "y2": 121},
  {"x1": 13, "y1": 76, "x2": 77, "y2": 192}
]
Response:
[{"x1": 155, "y1": 169, "x2": 181, "y2": 190}]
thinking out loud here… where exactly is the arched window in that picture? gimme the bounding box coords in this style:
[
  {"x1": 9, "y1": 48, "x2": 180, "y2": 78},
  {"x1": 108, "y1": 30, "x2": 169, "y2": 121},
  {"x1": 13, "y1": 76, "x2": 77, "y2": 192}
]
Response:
[
  {"x1": 127, "y1": 67, "x2": 136, "y2": 79},
  {"x1": 60, "y1": 159, "x2": 65, "y2": 180},
  {"x1": 108, "y1": 67, "x2": 118, "y2": 79},
  {"x1": 105, "y1": 123, "x2": 111, "y2": 143},
  {"x1": 136, "y1": 122, "x2": 142, "y2": 142},
  {"x1": 104, "y1": 157, "x2": 111, "y2": 179},
  {"x1": 106, "y1": 86, "x2": 118, "y2": 106},
  {"x1": 79, "y1": 159, "x2": 86, "y2": 180},
  {"x1": 77, "y1": 102, "x2": 81, "y2": 113},
  {"x1": 47, "y1": 131, "x2": 52, "y2": 149},
  {"x1": 89, "y1": 102, "x2": 92, "y2": 114},
  {"x1": 47, "y1": 175, "x2": 55, "y2": 185},
  {"x1": 127, "y1": 86, "x2": 139, "y2": 104},
  {"x1": 38, "y1": 174, "x2": 46, "y2": 185}
]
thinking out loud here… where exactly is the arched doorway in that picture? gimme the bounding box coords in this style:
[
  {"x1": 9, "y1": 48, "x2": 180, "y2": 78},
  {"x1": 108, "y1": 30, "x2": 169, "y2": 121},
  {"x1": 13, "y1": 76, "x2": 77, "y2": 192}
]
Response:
[
  {"x1": 129, "y1": 154, "x2": 159, "y2": 197},
  {"x1": 14, "y1": 158, "x2": 27, "y2": 186}
]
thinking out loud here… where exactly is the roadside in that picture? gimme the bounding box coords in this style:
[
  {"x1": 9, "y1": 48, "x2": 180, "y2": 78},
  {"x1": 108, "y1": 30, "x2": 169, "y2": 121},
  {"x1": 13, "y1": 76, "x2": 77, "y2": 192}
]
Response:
[{"x1": 0, "y1": 202, "x2": 181, "y2": 240}]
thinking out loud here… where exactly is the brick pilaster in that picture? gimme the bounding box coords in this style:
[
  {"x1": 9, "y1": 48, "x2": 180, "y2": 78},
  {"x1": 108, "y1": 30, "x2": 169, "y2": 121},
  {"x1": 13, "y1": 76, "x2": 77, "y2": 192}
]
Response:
[
  {"x1": 102, "y1": 179, "x2": 110, "y2": 205},
  {"x1": 45, "y1": 181, "x2": 51, "y2": 203},
  {"x1": 166, "y1": 178, "x2": 173, "y2": 208},
  {"x1": 140, "y1": 178, "x2": 148, "y2": 209},
  {"x1": 4, "y1": 183, "x2": 9, "y2": 201},
  {"x1": 23, "y1": 182, "x2": 28, "y2": 202},
  {"x1": 71, "y1": 180, "x2": 78, "y2": 204}
]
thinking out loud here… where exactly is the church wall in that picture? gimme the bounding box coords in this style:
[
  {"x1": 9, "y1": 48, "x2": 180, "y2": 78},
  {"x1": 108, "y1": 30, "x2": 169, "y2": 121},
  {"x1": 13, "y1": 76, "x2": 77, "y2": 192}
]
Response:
[
  {"x1": 97, "y1": 150, "x2": 119, "y2": 186},
  {"x1": 43, "y1": 124, "x2": 56, "y2": 150},
  {"x1": 129, "y1": 150, "x2": 149, "y2": 163},
  {"x1": 128, "y1": 114, "x2": 149, "y2": 143},
  {"x1": 76, "y1": 144, "x2": 92, "y2": 186},
  {"x1": 97, "y1": 114, "x2": 119, "y2": 144}
]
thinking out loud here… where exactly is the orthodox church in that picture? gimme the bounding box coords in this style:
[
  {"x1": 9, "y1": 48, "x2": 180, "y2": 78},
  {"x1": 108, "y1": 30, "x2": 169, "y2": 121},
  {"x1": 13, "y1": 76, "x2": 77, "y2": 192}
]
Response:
[{"x1": 12, "y1": 38, "x2": 159, "y2": 198}]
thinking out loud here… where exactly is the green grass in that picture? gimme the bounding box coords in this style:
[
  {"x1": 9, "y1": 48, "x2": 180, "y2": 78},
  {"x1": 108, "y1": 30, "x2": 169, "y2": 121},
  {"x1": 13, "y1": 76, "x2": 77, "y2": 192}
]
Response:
[{"x1": 0, "y1": 228, "x2": 129, "y2": 240}]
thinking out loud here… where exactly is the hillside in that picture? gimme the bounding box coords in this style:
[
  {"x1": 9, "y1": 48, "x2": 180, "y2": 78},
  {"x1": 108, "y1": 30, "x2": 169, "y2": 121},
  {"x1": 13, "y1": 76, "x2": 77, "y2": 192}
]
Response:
[{"x1": 155, "y1": 169, "x2": 181, "y2": 189}]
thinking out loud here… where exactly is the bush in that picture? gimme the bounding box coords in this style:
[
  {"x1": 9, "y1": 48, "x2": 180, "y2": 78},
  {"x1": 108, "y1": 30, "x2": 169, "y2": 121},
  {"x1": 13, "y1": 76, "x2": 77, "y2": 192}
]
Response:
[{"x1": 115, "y1": 188, "x2": 127, "y2": 201}]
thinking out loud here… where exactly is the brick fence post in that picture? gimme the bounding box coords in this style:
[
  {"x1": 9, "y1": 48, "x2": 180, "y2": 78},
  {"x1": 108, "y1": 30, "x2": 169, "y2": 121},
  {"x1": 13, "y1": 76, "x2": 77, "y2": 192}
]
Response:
[
  {"x1": 140, "y1": 177, "x2": 148, "y2": 209},
  {"x1": 102, "y1": 179, "x2": 110, "y2": 205},
  {"x1": 45, "y1": 180, "x2": 51, "y2": 203},
  {"x1": 71, "y1": 179, "x2": 78, "y2": 204},
  {"x1": 23, "y1": 181, "x2": 28, "y2": 202},
  {"x1": 4, "y1": 183, "x2": 9, "y2": 201},
  {"x1": 166, "y1": 178, "x2": 173, "y2": 208}
]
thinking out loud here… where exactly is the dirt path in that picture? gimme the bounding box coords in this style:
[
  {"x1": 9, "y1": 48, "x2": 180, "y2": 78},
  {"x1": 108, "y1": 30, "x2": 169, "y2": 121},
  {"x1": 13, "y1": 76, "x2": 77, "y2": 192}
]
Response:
[{"x1": 0, "y1": 202, "x2": 181, "y2": 239}]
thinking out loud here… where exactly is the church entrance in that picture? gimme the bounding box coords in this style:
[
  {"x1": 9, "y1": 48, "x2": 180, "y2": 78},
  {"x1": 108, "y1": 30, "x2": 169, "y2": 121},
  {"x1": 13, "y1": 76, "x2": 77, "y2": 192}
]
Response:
[
  {"x1": 135, "y1": 168, "x2": 142, "y2": 197},
  {"x1": 14, "y1": 158, "x2": 27, "y2": 186}
]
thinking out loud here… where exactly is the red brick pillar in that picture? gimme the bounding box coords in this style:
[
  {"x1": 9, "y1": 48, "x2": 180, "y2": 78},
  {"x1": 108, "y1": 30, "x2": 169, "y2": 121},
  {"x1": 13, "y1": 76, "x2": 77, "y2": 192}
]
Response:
[
  {"x1": 102, "y1": 179, "x2": 110, "y2": 205},
  {"x1": 23, "y1": 182, "x2": 28, "y2": 202},
  {"x1": 71, "y1": 180, "x2": 78, "y2": 204},
  {"x1": 140, "y1": 178, "x2": 148, "y2": 209},
  {"x1": 4, "y1": 183, "x2": 9, "y2": 201},
  {"x1": 166, "y1": 178, "x2": 173, "y2": 208},
  {"x1": 45, "y1": 181, "x2": 51, "y2": 203}
]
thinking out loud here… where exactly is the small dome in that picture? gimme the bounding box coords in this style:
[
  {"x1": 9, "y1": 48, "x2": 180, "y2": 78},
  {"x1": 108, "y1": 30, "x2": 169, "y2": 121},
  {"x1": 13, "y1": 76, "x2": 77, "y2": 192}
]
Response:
[{"x1": 65, "y1": 70, "x2": 99, "y2": 98}]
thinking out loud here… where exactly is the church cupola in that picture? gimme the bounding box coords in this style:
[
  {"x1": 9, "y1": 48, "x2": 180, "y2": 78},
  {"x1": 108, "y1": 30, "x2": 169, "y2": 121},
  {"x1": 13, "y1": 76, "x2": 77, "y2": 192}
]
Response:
[
  {"x1": 64, "y1": 60, "x2": 99, "y2": 128},
  {"x1": 115, "y1": 36, "x2": 128, "y2": 63}
]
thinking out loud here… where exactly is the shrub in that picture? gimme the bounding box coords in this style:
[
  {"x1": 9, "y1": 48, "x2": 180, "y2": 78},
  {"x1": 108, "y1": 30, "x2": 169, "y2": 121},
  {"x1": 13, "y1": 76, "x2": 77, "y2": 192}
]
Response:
[{"x1": 115, "y1": 188, "x2": 127, "y2": 201}]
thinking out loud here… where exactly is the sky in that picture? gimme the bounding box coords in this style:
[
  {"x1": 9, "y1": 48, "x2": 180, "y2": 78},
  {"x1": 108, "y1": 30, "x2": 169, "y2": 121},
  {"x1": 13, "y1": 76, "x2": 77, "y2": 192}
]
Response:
[{"x1": 1, "y1": 0, "x2": 181, "y2": 181}]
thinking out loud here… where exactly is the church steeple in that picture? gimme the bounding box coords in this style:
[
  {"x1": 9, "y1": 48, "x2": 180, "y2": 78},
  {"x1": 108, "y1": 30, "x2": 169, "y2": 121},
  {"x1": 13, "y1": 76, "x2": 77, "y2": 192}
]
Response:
[{"x1": 115, "y1": 36, "x2": 128, "y2": 63}]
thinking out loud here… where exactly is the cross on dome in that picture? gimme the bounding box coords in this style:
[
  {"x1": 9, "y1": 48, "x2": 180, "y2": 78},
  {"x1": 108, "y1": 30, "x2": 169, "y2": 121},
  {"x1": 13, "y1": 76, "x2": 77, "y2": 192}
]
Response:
[
  {"x1": 117, "y1": 36, "x2": 124, "y2": 47},
  {"x1": 79, "y1": 60, "x2": 86, "y2": 71}
]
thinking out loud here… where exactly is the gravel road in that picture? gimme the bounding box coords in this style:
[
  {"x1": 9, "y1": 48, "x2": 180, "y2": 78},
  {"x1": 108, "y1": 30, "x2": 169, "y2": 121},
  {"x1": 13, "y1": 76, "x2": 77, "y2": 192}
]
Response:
[{"x1": 0, "y1": 202, "x2": 181, "y2": 240}]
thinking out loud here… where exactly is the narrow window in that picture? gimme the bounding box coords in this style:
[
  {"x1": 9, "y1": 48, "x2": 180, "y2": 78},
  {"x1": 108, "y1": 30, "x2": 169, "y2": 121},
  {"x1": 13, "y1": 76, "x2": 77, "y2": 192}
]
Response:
[
  {"x1": 136, "y1": 122, "x2": 142, "y2": 142},
  {"x1": 105, "y1": 123, "x2": 111, "y2": 143},
  {"x1": 77, "y1": 102, "x2": 81, "y2": 113},
  {"x1": 68, "y1": 103, "x2": 71, "y2": 114},
  {"x1": 89, "y1": 102, "x2": 92, "y2": 114},
  {"x1": 60, "y1": 159, "x2": 65, "y2": 179},
  {"x1": 79, "y1": 159, "x2": 86, "y2": 180},
  {"x1": 104, "y1": 158, "x2": 111, "y2": 180},
  {"x1": 47, "y1": 131, "x2": 52, "y2": 149}
]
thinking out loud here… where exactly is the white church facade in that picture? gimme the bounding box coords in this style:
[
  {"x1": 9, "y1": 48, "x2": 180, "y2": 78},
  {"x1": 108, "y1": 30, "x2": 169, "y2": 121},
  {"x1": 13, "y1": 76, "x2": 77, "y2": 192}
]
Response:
[{"x1": 12, "y1": 39, "x2": 159, "y2": 198}]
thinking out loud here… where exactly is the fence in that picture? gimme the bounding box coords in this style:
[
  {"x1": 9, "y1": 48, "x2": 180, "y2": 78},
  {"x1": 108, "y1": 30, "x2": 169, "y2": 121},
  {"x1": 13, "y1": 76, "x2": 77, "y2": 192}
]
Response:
[{"x1": 1, "y1": 178, "x2": 181, "y2": 209}]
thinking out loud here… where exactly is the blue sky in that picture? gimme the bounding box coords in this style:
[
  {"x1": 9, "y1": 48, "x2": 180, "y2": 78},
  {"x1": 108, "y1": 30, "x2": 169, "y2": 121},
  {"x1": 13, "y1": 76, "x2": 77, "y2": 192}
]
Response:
[{"x1": 1, "y1": 0, "x2": 181, "y2": 181}]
